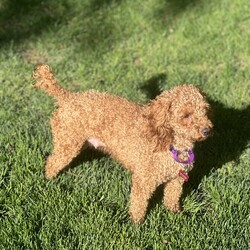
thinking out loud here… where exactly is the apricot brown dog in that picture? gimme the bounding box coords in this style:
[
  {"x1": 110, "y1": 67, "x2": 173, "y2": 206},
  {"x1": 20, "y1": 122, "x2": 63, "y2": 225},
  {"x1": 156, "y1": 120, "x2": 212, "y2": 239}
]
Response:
[{"x1": 33, "y1": 65, "x2": 213, "y2": 223}]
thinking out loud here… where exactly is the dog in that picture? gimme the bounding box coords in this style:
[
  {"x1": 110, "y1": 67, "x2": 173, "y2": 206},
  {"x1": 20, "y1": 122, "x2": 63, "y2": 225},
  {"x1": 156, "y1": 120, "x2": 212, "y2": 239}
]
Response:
[{"x1": 33, "y1": 64, "x2": 213, "y2": 223}]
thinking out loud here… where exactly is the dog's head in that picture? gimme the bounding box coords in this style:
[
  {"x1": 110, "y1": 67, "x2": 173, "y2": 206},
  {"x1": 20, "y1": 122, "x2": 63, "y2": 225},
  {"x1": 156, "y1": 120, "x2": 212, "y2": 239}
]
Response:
[{"x1": 143, "y1": 84, "x2": 213, "y2": 151}]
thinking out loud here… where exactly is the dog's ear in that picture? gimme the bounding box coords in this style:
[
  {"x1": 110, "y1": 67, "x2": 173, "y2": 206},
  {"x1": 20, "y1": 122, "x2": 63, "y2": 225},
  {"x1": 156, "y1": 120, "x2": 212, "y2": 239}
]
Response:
[{"x1": 143, "y1": 92, "x2": 173, "y2": 152}]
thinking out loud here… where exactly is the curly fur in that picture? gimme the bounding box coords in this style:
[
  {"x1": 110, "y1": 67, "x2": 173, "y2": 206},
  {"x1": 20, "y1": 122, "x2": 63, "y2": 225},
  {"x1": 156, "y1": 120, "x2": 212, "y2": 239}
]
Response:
[{"x1": 33, "y1": 64, "x2": 213, "y2": 223}]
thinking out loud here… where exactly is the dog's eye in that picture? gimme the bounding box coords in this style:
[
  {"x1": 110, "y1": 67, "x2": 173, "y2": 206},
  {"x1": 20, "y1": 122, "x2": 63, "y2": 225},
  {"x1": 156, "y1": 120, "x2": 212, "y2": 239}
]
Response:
[{"x1": 182, "y1": 113, "x2": 192, "y2": 119}]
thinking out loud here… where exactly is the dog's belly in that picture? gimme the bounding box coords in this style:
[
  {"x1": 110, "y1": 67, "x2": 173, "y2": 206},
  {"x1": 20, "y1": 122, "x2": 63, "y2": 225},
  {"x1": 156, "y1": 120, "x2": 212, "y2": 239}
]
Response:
[
  {"x1": 87, "y1": 137, "x2": 106, "y2": 149},
  {"x1": 86, "y1": 137, "x2": 136, "y2": 171}
]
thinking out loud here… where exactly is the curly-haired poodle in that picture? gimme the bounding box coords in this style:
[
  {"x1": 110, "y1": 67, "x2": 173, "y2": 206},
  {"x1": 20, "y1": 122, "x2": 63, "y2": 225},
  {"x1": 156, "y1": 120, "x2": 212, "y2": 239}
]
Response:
[{"x1": 33, "y1": 64, "x2": 213, "y2": 223}]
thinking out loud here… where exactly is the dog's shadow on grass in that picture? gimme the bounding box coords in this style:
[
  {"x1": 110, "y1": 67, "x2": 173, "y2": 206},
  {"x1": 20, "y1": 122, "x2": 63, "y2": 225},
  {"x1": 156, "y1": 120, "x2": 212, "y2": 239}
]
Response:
[
  {"x1": 191, "y1": 100, "x2": 250, "y2": 187},
  {"x1": 181, "y1": 100, "x2": 249, "y2": 210},
  {"x1": 140, "y1": 74, "x2": 250, "y2": 209},
  {"x1": 67, "y1": 146, "x2": 106, "y2": 172}
]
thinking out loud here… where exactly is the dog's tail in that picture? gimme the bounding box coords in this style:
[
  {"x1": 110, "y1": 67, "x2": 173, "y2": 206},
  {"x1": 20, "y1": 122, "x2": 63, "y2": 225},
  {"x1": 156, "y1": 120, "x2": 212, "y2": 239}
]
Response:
[{"x1": 33, "y1": 64, "x2": 68, "y2": 100}]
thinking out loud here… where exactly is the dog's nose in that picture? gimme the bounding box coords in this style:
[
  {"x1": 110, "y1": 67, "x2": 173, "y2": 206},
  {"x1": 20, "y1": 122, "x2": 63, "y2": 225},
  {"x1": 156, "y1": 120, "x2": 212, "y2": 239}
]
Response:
[{"x1": 202, "y1": 127, "x2": 211, "y2": 137}]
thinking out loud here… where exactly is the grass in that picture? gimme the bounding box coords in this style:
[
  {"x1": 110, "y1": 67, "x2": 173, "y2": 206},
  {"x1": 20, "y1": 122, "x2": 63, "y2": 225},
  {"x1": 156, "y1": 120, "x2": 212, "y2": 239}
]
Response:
[{"x1": 0, "y1": 0, "x2": 249, "y2": 248}]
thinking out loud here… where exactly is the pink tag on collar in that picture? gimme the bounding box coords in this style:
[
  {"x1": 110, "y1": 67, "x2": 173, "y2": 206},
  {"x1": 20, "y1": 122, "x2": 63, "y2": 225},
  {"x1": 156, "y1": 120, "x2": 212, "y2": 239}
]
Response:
[{"x1": 178, "y1": 170, "x2": 189, "y2": 182}]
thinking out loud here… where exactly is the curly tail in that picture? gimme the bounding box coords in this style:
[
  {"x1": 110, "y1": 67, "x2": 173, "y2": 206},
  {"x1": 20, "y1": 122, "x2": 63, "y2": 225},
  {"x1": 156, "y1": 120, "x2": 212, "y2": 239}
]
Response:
[{"x1": 33, "y1": 64, "x2": 68, "y2": 100}]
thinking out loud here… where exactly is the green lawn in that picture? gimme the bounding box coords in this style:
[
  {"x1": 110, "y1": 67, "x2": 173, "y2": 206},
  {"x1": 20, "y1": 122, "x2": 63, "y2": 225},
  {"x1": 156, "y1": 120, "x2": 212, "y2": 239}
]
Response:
[{"x1": 0, "y1": 0, "x2": 249, "y2": 248}]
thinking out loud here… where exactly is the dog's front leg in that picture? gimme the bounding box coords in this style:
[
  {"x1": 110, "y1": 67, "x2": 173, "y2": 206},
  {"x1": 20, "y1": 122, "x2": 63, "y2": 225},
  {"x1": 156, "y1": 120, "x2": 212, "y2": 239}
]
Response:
[
  {"x1": 129, "y1": 174, "x2": 157, "y2": 223},
  {"x1": 163, "y1": 178, "x2": 184, "y2": 212}
]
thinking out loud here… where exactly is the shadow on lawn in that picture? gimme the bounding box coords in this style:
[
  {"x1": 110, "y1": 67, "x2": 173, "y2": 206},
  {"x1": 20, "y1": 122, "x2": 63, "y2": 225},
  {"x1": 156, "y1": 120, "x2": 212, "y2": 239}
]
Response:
[
  {"x1": 164, "y1": 0, "x2": 201, "y2": 13},
  {"x1": 76, "y1": 0, "x2": 203, "y2": 52},
  {"x1": 89, "y1": 0, "x2": 123, "y2": 10},
  {"x1": 140, "y1": 74, "x2": 250, "y2": 205},
  {"x1": 154, "y1": 0, "x2": 202, "y2": 22},
  {"x1": 192, "y1": 101, "x2": 250, "y2": 187},
  {"x1": 0, "y1": 0, "x2": 125, "y2": 55},
  {"x1": 0, "y1": 0, "x2": 203, "y2": 50},
  {"x1": 0, "y1": 0, "x2": 71, "y2": 44},
  {"x1": 0, "y1": 0, "x2": 123, "y2": 45}
]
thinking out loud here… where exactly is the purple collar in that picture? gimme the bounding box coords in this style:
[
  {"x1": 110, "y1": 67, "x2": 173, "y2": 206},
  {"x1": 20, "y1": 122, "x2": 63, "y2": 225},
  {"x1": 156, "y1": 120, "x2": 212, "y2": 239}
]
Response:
[
  {"x1": 170, "y1": 145, "x2": 194, "y2": 165},
  {"x1": 170, "y1": 145, "x2": 194, "y2": 182}
]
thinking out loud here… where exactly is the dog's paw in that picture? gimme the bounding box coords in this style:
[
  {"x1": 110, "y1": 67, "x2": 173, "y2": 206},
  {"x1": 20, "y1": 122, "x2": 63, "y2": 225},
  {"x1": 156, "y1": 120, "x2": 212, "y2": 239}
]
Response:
[
  {"x1": 129, "y1": 211, "x2": 145, "y2": 224},
  {"x1": 168, "y1": 204, "x2": 182, "y2": 213},
  {"x1": 45, "y1": 168, "x2": 58, "y2": 179}
]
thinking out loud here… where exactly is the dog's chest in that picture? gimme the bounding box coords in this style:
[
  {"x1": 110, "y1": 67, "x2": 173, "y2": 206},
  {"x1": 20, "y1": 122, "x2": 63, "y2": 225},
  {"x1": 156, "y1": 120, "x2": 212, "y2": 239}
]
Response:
[{"x1": 156, "y1": 151, "x2": 193, "y2": 183}]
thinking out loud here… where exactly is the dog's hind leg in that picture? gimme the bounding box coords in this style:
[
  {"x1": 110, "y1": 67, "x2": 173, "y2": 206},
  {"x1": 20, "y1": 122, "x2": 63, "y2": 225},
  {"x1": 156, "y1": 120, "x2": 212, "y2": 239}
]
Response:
[
  {"x1": 45, "y1": 113, "x2": 87, "y2": 179},
  {"x1": 45, "y1": 139, "x2": 86, "y2": 179}
]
